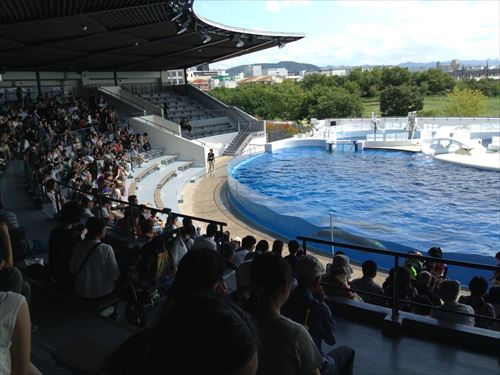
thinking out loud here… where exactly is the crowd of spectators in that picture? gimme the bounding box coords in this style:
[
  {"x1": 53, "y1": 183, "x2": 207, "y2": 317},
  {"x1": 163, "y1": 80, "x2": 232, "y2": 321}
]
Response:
[
  {"x1": 320, "y1": 248, "x2": 500, "y2": 331},
  {"x1": 1, "y1": 89, "x2": 499, "y2": 374}
]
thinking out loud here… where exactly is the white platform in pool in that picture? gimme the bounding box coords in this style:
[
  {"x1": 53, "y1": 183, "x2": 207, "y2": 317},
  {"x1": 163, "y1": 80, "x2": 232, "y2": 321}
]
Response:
[{"x1": 434, "y1": 152, "x2": 500, "y2": 171}]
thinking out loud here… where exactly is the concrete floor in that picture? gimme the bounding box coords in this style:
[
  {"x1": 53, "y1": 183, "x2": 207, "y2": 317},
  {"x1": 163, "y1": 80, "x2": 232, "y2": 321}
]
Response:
[
  {"x1": 333, "y1": 315, "x2": 499, "y2": 375},
  {"x1": 2, "y1": 157, "x2": 499, "y2": 374}
]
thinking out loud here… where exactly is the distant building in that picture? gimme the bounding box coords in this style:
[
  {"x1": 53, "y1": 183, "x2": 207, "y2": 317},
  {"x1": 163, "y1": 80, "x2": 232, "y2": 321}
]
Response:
[
  {"x1": 263, "y1": 67, "x2": 288, "y2": 77},
  {"x1": 190, "y1": 78, "x2": 210, "y2": 91},
  {"x1": 243, "y1": 65, "x2": 262, "y2": 77},
  {"x1": 162, "y1": 69, "x2": 184, "y2": 85},
  {"x1": 238, "y1": 75, "x2": 274, "y2": 85},
  {"x1": 304, "y1": 69, "x2": 347, "y2": 77},
  {"x1": 450, "y1": 67, "x2": 500, "y2": 80},
  {"x1": 436, "y1": 59, "x2": 460, "y2": 73}
]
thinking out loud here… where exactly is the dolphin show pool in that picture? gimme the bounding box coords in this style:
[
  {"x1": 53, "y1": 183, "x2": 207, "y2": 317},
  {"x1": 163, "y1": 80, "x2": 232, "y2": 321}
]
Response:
[{"x1": 227, "y1": 142, "x2": 499, "y2": 282}]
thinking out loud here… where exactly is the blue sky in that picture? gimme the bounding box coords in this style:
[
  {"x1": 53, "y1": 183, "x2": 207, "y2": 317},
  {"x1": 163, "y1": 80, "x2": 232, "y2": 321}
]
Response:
[{"x1": 193, "y1": 0, "x2": 500, "y2": 69}]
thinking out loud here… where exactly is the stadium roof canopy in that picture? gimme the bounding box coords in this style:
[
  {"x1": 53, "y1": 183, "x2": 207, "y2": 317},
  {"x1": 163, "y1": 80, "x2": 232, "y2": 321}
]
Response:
[{"x1": 0, "y1": 0, "x2": 304, "y2": 72}]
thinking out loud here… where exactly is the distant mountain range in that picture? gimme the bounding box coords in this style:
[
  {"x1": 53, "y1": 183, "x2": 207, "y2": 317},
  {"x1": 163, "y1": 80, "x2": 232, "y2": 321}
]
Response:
[
  {"x1": 225, "y1": 59, "x2": 497, "y2": 74},
  {"x1": 226, "y1": 61, "x2": 320, "y2": 75}
]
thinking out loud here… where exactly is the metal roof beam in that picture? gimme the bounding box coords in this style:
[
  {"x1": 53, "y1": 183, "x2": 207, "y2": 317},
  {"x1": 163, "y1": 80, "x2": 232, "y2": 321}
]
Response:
[
  {"x1": 100, "y1": 37, "x2": 232, "y2": 71},
  {"x1": 0, "y1": 1, "x2": 170, "y2": 25}
]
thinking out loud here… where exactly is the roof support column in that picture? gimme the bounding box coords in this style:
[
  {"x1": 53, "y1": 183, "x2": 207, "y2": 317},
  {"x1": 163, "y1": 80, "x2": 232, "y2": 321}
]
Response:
[
  {"x1": 183, "y1": 68, "x2": 187, "y2": 86},
  {"x1": 35, "y1": 69, "x2": 42, "y2": 98},
  {"x1": 113, "y1": 70, "x2": 118, "y2": 86}
]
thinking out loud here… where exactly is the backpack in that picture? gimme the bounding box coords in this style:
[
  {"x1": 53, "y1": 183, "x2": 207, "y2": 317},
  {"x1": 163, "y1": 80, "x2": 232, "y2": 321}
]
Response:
[{"x1": 9, "y1": 226, "x2": 33, "y2": 262}]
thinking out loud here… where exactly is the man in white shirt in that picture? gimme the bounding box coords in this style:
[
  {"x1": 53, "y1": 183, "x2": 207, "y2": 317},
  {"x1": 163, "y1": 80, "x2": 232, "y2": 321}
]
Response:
[
  {"x1": 190, "y1": 223, "x2": 218, "y2": 251},
  {"x1": 69, "y1": 218, "x2": 119, "y2": 299},
  {"x1": 233, "y1": 236, "x2": 257, "y2": 266},
  {"x1": 431, "y1": 279, "x2": 475, "y2": 326}
]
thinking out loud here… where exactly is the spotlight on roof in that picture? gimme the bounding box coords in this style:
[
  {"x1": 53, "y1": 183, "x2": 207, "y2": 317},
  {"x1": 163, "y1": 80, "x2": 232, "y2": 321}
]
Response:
[
  {"x1": 236, "y1": 35, "x2": 245, "y2": 48},
  {"x1": 170, "y1": 12, "x2": 183, "y2": 22},
  {"x1": 177, "y1": 25, "x2": 188, "y2": 35},
  {"x1": 177, "y1": 17, "x2": 191, "y2": 35},
  {"x1": 202, "y1": 33, "x2": 212, "y2": 44},
  {"x1": 134, "y1": 41, "x2": 139, "y2": 46},
  {"x1": 82, "y1": 25, "x2": 88, "y2": 31}
]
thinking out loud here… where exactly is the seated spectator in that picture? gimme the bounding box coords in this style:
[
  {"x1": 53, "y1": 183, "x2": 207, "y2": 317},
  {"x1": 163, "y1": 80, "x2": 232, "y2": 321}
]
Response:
[
  {"x1": 405, "y1": 250, "x2": 424, "y2": 281},
  {"x1": 179, "y1": 224, "x2": 195, "y2": 251},
  {"x1": 139, "y1": 219, "x2": 157, "y2": 242},
  {"x1": 48, "y1": 202, "x2": 82, "y2": 288},
  {"x1": 494, "y1": 251, "x2": 500, "y2": 287},
  {"x1": 271, "y1": 239, "x2": 284, "y2": 256},
  {"x1": 350, "y1": 260, "x2": 386, "y2": 306},
  {"x1": 283, "y1": 255, "x2": 355, "y2": 375},
  {"x1": 164, "y1": 214, "x2": 179, "y2": 234},
  {"x1": 224, "y1": 241, "x2": 238, "y2": 271},
  {"x1": 145, "y1": 294, "x2": 257, "y2": 375},
  {"x1": 458, "y1": 276, "x2": 495, "y2": 329},
  {"x1": 0, "y1": 222, "x2": 31, "y2": 304},
  {"x1": 94, "y1": 197, "x2": 114, "y2": 224},
  {"x1": 284, "y1": 240, "x2": 300, "y2": 276},
  {"x1": 412, "y1": 295, "x2": 433, "y2": 316},
  {"x1": 232, "y1": 236, "x2": 242, "y2": 249},
  {"x1": 0, "y1": 192, "x2": 19, "y2": 230},
  {"x1": 142, "y1": 133, "x2": 151, "y2": 152},
  {"x1": 415, "y1": 271, "x2": 442, "y2": 307},
  {"x1": 45, "y1": 178, "x2": 62, "y2": 217},
  {"x1": 80, "y1": 196, "x2": 95, "y2": 223},
  {"x1": 190, "y1": 223, "x2": 218, "y2": 251},
  {"x1": 486, "y1": 286, "x2": 500, "y2": 331},
  {"x1": 322, "y1": 254, "x2": 363, "y2": 301},
  {"x1": 233, "y1": 260, "x2": 253, "y2": 307},
  {"x1": 234, "y1": 235, "x2": 256, "y2": 266},
  {"x1": 431, "y1": 280, "x2": 475, "y2": 326},
  {"x1": 0, "y1": 291, "x2": 41, "y2": 375},
  {"x1": 425, "y1": 247, "x2": 448, "y2": 290},
  {"x1": 109, "y1": 294, "x2": 257, "y2": 375},
  {"x1": 244, "y1": 239, "x2": 269, "y2": 261},
  {"x1": 69, "y1": 218, "x2": 120, "y2": 299},
  {"x1": 382, "y1": 266, "x2": 417, "y2": 311},
  {"x1": 214, "y1": 230, "x2": 230, "y2": 246},
  {"x1": 164, "y1": 248, "x2": 227, "y2": 312},
  {"x1": 247, "y1": 253, "x2": 323, "y2": 375},
  {"x1": 181, "y1": 216, "x2": 196, "y2": 235}
]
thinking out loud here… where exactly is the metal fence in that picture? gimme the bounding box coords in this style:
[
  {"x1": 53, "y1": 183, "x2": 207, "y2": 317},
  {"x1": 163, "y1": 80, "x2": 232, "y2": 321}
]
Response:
[{"x1": 297, "y1": 235, "x2": 500, "y2": 326}]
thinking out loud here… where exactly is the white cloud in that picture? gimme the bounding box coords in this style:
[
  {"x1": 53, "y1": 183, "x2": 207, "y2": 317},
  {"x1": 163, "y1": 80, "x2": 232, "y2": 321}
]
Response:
[
  {"x1": 265, "y1": 0, "x2": 312, "y2": 13},
  {"x1": 213, "y1": 0, "x2": 499, "y2": 68}
]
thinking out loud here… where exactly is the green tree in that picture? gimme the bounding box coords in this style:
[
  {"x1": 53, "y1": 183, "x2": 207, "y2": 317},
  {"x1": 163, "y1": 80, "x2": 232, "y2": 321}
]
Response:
[
  {"x1": 414, "y1": 68, "x2": 455, "y2": 95},
  {"x1": 300, "y1": 73, "x2": 333, "y2": 91},
  {"x1": 445, "y1": 87, "x2": 485, "y2": 116},
  {"x1": 268, "y1": 80, "x2": 304, "y2": 120},
  {"x1": 380, "y1": 84, "x2": 423, "y2": 116},
  {"x1": 347, "y1": 67, "x2": 382, "y2": 97},
  {"x1": 343, "y1": 80, "x2": 362, "y2": 97},
  {"x1": 380, "y1": 67, "x2": 412, "y2": 87},
  {"x1": 456, "y1": 78, "x2": 500, "y2": 97},
  {"x1": 311, "y1": 87, "x2": 363, "y2": 118}
]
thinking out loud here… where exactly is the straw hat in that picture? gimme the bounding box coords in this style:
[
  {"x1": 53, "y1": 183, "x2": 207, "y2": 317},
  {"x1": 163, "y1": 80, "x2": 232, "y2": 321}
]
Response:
[
  {"x1": 329, "y1": 254, "x2": 353, "y2": 275},
  {"x1": 296, "y1": 255, "x2": 325, "y2": 281}
]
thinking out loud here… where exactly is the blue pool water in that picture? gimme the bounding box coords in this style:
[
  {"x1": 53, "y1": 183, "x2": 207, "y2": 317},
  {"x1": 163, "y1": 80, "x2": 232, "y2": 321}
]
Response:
[{"x1": 229, "y1": 146, "x2": 499, "y2": 279}]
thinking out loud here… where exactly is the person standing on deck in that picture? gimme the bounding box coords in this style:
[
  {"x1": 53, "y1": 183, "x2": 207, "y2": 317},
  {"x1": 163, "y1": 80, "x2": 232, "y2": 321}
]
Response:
[{"x1": 207, "y1": 148, "x2": 215, "y2": 173}]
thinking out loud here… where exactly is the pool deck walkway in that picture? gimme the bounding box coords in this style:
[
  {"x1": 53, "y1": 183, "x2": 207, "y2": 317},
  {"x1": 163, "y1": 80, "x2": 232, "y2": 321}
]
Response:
[
  {"x1": 364, "y1": 144, "x2": 422, "y2": 152},
  {"x1": 178, "y1": 155, "x2": 381, "y2": 282}
]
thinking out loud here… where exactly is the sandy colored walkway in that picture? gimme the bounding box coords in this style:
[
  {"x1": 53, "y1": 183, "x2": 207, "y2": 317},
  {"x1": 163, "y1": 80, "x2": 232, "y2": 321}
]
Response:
[{"x1": 178, "y1": 156, "x2": 387, "y2": 283}]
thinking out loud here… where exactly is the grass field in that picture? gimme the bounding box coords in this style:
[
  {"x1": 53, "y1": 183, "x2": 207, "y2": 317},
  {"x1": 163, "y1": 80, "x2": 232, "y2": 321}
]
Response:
[{"x1": 362, "y1": 95, "x2": 500, "y2": 117}]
